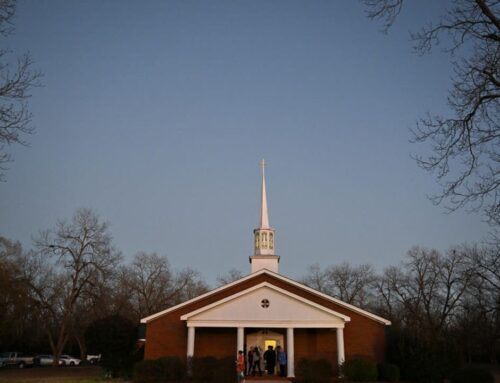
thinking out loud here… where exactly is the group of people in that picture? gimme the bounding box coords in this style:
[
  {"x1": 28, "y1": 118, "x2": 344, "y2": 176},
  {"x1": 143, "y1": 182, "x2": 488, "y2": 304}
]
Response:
[{"x1": 236, "y1": 344, "x2": 287, "y2": 382}]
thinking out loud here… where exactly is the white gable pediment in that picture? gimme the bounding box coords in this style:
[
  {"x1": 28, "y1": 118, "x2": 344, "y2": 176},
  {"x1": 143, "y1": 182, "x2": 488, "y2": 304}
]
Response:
[{"x1": 181, "y1": 282, "x2": 350, "y2": 328}]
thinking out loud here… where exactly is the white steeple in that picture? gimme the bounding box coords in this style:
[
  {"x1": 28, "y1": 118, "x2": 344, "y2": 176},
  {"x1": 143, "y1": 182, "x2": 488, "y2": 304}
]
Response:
[
  {"x1": 260, "y1": 159, "x2": 270, "y2": 229},
  {"x1": 250, "y1": 159, "x2": 280, "y2": 273}
]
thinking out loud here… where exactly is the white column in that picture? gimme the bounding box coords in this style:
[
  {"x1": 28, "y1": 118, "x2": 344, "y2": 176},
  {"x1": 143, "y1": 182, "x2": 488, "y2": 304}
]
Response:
[
  {"x1": 237, "y1": 327, "x2": 244, "y2": 353},
  {"x1": 287, "y1": 327, "x2": 295, "y2": 378},
  {"x1": 336, "y1": 327, "x2": 345, "y2": 367},
  {"x1": 187, "y1": 326, "x2": 195, "y2": 358}
]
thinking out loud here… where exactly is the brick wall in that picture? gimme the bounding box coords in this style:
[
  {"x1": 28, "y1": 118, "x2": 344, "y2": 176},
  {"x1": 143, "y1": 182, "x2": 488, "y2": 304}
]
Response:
[{"x1": 144, "y1": 273, "x2": 386, "y2": 365}]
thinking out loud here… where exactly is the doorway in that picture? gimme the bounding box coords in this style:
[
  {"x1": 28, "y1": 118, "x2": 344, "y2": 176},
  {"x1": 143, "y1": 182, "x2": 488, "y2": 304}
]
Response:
[
  {"x1": 246, "y1": 329, "x2": 284, "y2": 351},
  {"x1": 264, "y1": 340, "x2": 277, "y2": 350}
]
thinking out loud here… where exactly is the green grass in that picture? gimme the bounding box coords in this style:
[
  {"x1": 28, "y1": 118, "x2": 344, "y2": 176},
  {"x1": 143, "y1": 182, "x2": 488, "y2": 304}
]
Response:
[{"x1": 0, "y1": 379, "x2": 127, "y2": 383}]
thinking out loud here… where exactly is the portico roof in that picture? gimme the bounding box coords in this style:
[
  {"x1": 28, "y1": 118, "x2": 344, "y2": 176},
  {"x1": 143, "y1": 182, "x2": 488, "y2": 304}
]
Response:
[{"x1": 181, "y1": 281, "x2": 350, "y2": 328}]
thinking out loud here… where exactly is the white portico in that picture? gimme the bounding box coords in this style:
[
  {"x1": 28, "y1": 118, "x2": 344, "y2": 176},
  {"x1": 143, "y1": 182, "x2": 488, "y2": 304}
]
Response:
[{"x1": 181, "y1": 281, "x2": 350, "y2": 377}]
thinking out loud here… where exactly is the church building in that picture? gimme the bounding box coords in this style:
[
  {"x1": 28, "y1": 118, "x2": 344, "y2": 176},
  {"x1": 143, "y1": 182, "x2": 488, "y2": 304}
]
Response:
[{"x1": 141, "y1": 161, "x2": 390, "y2": 377}]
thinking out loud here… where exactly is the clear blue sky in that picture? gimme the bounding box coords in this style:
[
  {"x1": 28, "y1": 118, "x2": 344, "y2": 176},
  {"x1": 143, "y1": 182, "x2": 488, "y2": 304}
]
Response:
[{"x1": 0, "y1": 0, "x2": 489, "y2": 285}]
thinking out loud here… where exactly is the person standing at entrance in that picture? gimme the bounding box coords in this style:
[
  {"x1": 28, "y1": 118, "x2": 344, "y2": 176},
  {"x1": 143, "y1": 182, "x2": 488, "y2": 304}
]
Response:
[
  {"x1": 251, "y1": 347, "x2": 262, "y2": 376},
  {"x1": 246, "y1": 347, "x2": 253, "y2": 375},
  {"x1": 236, "y1": 350, "x2": 246, "y2": 383},
  {"x1": 263, "y1": 345, "x2": 276, "y2": 375},
  {"x1": 276, "y1": 346, "x2": 287, "y2": 377}
]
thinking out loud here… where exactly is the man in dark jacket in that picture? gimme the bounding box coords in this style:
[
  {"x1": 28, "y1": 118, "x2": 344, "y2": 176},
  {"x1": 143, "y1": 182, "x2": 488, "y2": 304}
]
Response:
[{"x1": 263, "y1": 345, "x2": 276, "y2": 375}]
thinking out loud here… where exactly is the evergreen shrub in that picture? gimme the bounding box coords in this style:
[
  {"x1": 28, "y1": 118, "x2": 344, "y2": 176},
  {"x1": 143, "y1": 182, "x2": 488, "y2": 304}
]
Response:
[
  {"x1": 386, "y1": 328, "x2": 461, "y2": 383},
  {"x1": 191, "y1": 356, "x2": 234, "y2": 383},
  {"x1": 85, "y1": 315, "x2": 137, "y2": 378},
  {"x1": 342, "y1": 359, "x2": 378, "y2": 382},
  {"x1": 296, "y1": 358, "x2": 334, "y2": 383},
  {"x1": 133, "y1": 356, "x2": 185, "y2": 383},
  {"x1": 450, "y1": 366, "x2": 494, "y2": 383},
  {"x1": 377, "y1": 363, "x2": 399, "y2": 382}
]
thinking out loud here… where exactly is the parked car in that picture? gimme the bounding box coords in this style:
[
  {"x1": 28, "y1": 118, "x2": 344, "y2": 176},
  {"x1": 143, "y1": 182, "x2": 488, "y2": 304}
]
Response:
[
  {"x1": 0, "y1": 352, "x2": 34, "y2": 368},
  {"x1": 33, "y1": 354, "x2": 63, "y2": 366},
  {"x1": 59, "y1": 355, "x2": 81, "y2": 366},
  {"x1": 86, "y1": 354, "x2": 101, "y2": 365}
]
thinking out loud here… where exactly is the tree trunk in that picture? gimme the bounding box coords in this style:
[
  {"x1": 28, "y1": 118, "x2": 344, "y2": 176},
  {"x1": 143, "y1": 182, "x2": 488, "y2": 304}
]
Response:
[{"x1": 75, "y1": 334, "x2": 87, "y2": 362}]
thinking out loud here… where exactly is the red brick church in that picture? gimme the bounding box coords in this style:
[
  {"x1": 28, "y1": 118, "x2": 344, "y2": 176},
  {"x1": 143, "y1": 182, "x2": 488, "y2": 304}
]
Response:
[{"x1": 141, "y1": 161, "x2": 390, "y2": 377}]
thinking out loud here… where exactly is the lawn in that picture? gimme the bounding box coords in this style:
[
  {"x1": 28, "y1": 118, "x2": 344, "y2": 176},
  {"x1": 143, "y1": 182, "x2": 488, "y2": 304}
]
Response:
[{"x1": 0, "y1": 366, "x2": 127, "y2": 383}]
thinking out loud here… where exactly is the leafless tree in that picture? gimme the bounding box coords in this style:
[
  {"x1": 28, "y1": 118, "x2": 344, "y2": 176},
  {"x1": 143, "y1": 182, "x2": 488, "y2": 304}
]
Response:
[
  {"x1": 0, "y1": 0, "x2": 41, "y2": 180},
  {"x1": 32, "y1": 208, "x2": 121, "y2": 365},
  {"x1": 172, "y1": 267, "x2": 209, "y2": 305},
  {"x1": 371, "y1": 266, "x2": 403, "y2": 321},
  {"x1": 123, "y1": 252, "x2": 209, "y2": 319},
  {"x1": 466, "y1": 243, "x2": 500, "y2": 292},
  {"x1": 124, "y1": 252, "x2": 175, "y2": 318},
  {"x1": 216, "y1": 268, "x2": 244, "y2": 286},
  {"x1": 364, "y1": 0, "x2": 404, "y2": 32},
  {"x1": 365, "y1": 0, "x2": 500, "y2": 227},
  {"x1": 328, "y1": 262, "x2": 375, "y2": 306},
  {"x1": 302, "y1": 262, "x2": 375, "y2": 307},
  {"x1": 301, "y1": 263, "x2": 331, "y2": 293},
  {"x1": 374, "y1": 247, "x2": 473, "y2": 337},
  {"x1": 0, "y1": 236, "x2": 38, "y2": 347},
  {"x1": 451, "y1": 243, "x2": 500, "y2": 361}
]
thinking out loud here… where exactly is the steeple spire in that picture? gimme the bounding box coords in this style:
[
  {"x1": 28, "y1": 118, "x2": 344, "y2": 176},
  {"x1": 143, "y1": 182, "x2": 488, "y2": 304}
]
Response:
[
  {"x1": 260, "y1": 159, "x2": 269, "y2": 229},
  {"x1": 250, "y1": 159, "x2": 280, "y2": 273}
]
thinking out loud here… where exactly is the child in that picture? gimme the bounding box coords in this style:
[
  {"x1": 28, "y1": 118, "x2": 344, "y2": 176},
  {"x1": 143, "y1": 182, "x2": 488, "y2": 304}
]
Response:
[{"x1": 236, "y1": 350, "x2": 246, "y2": 383}]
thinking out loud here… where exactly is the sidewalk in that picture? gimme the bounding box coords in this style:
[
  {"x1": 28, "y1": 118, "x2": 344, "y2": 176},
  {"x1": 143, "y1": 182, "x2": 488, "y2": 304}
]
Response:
[
  {"x1": 245, "y1": 377, "x2": 292, "y2": 383},
  {"x1": 246, "y1": 380, "x2": 292, "y2": 383}
]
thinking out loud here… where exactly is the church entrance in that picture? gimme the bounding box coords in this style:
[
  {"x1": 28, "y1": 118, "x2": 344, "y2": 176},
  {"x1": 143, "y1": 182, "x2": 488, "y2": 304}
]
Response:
[
  {"x1": 246, "y1": 329, "x2": 285, "y2": 376},
  {"x1": 246, "y1": 329, "x2": 285, "y2": 352}
]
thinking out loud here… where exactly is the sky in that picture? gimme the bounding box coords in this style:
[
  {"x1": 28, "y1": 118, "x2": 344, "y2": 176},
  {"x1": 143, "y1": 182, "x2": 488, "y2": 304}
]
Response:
[{"x1": 0, "y1": 0, "x2": 490, "y2": 286}]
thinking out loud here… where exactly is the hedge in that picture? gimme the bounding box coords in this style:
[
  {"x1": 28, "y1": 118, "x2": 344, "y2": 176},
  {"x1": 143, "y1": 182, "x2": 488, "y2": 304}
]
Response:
[
  {"x1": 450, "y1": 366, "x2": 494, "y2": 383},
  {"x1": 295, "y1": 358, "x2": 334, "y2": 383},
  {"x1": 342, "y1": 359, "x2": 378, "y2": 382}
]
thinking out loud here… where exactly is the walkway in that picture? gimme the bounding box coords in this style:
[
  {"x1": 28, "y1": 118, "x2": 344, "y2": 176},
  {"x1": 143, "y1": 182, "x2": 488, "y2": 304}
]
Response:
[
  {"x1": 246, "y1": 380, "x2": 292, "y2": 383},
  {"x1": 246, "y1": 377, "x2": 292, "y2": 383}
]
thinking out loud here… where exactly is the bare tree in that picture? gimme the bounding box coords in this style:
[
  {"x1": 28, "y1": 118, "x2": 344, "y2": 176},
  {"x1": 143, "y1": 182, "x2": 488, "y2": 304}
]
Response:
[
  {"x1": 459, "y1": 244, "x2": 500, "y2": 297},
  {"x1": 123, "y1": 252, "x2": 209, "y2": 319},
  {"x1": 0, "y1": 0, "x2": 41, "y2": 180},
  {"x1": 0, "y1": 236, "x2": 39, "y2": 349},
  {"x1": 364, "y1": 0, "x2": 404, "y2": 32},
  {"x1": 372, "y1": 265, "x2": 403, "y2": 321},
  {"x1": 328, "y1": 262, "x2": 375, "y2": 306},
  {"x1": 32, "y1": 208, "x2": 121, "y2": 365},
  {"x1": 365, "y1": 0, "x2": 500, "y2": 226},
  {"x1": 216, "y1": 268, "x2": 244, "y2": 286},
  {"x1": 374, "y1": 246, "x2": 473, "y2": 337},
  {"x1": 124, "y1": 252, "x2": 175, "y2": 318},
  {"x1": 172, "y1": 268, "x2": 209, "y2": 305},
  {"x1": 302, "y1": 262, "x2": 375, "y2": 307},
  {"x1": 301, "y1": 263, "x2": 331, "y2": 293}
]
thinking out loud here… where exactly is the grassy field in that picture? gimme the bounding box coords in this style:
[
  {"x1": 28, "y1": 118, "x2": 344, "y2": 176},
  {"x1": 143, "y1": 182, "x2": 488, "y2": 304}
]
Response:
[{"x1": 0, "y1": 366, "x2": 127, "y2": 383}]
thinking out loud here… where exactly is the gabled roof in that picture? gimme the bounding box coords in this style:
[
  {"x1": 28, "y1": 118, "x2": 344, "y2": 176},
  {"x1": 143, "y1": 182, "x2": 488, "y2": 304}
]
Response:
[
  {"x1": 140, "y1": 269, "x2": 391, "y2": 325},
  {"x1": 180, "y1": 281, "x2": 351, "y2": 328}
]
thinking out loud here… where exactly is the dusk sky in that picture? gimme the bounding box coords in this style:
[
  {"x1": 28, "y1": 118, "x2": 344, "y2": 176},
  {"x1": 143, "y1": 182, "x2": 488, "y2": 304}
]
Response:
[{"x1": 0, "y1": 0, "x2": 490, "y2": 285}]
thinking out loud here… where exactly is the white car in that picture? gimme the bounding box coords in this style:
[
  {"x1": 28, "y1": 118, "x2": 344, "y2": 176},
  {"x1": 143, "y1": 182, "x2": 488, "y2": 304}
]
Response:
[
  {"x1": 86, "y1": 354, "x2": 101, "y2": 364},
  {"x1": 34, "y1": 354, "x2": 64, "y2": 366},
  {"x1": 60, "y1": 355, "x2": 81, "y2": 366}
]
